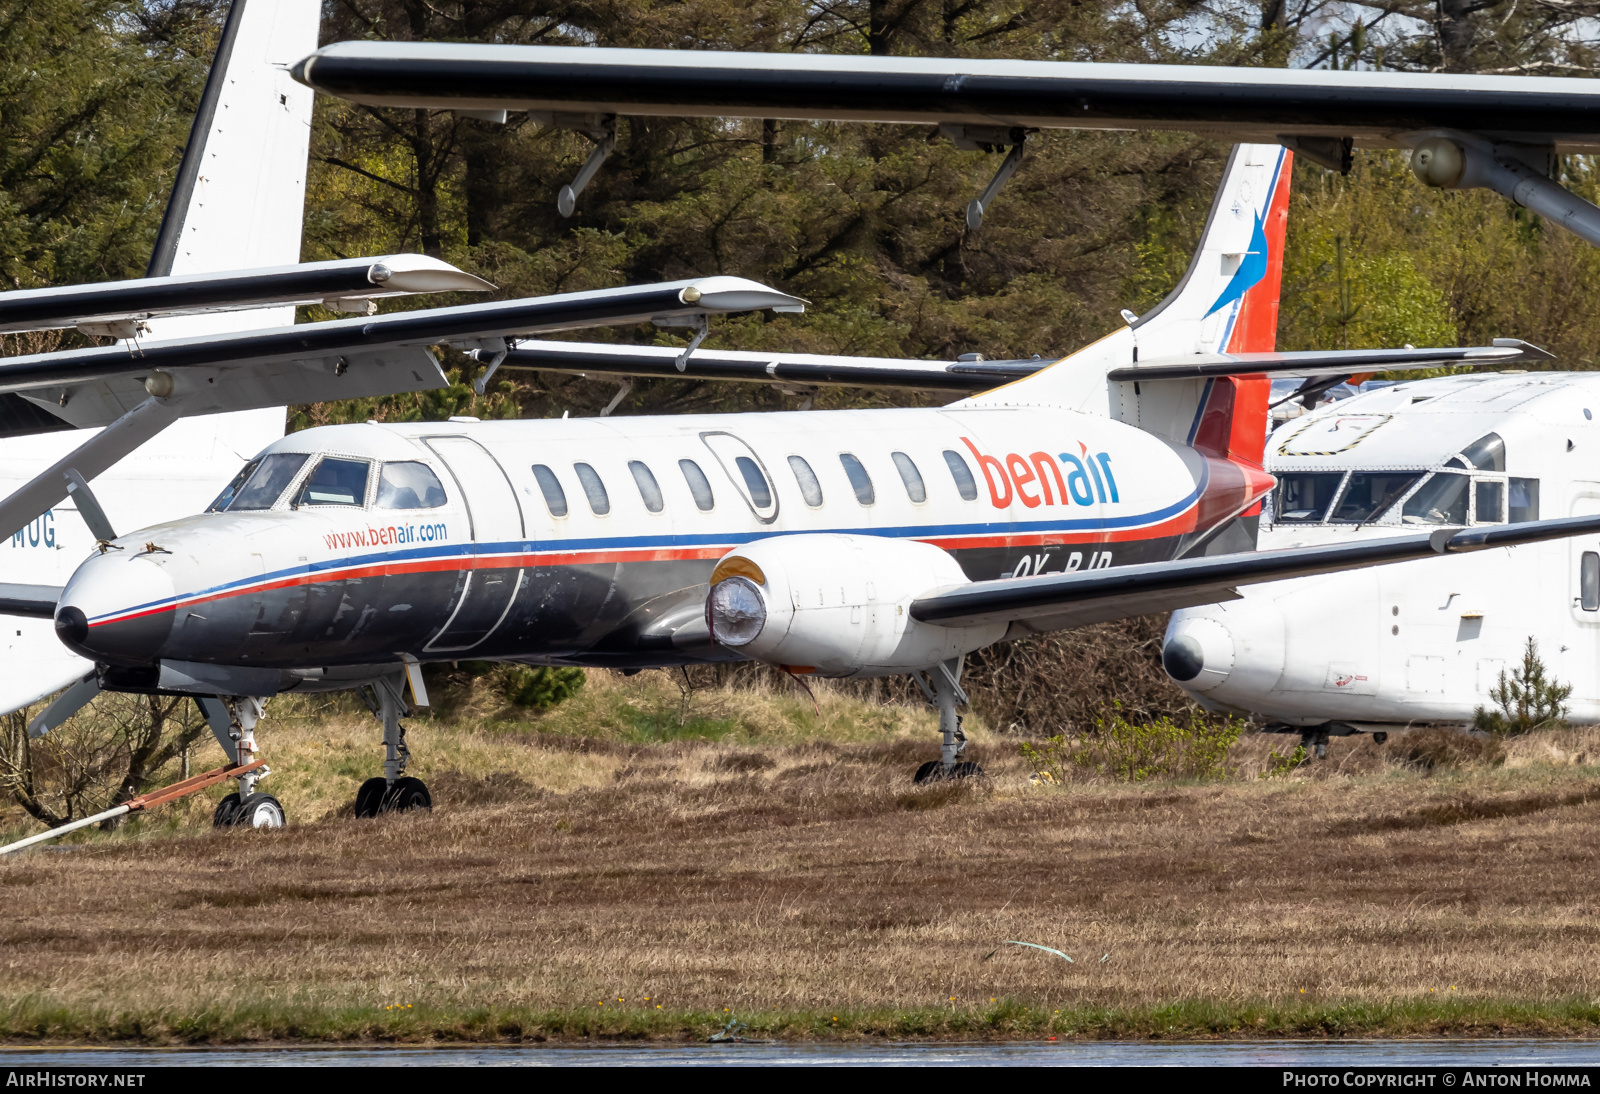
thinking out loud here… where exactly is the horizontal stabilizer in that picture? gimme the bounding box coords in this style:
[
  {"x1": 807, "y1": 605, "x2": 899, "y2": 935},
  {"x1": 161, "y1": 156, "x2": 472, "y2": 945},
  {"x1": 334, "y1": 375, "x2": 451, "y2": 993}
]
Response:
[
  {"x1": 910, "y1": 515, "x2": 1600, "y2": 633},
  {"x1": 500, "y1": 340, "x2": 1045, "y2": 392},
  {"x1": 290, "y1": 42, "x2": 1600, "y2": 153},
  {"x1": 0, "y1": 584, "x2": 63, "y2": 619},
  {"x1": 1109, "y1": 340, "x2": 1550, "y2": 382},
  {"x1": 0, "y1": 255, "x2": 493, "y2": 337}
]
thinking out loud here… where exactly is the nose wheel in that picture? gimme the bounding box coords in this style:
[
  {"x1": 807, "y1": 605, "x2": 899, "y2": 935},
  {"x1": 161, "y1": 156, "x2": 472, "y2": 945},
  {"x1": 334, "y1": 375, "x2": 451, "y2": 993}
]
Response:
[{"x1": 212, "y1": 792, "x2": 285, "y2": 829}]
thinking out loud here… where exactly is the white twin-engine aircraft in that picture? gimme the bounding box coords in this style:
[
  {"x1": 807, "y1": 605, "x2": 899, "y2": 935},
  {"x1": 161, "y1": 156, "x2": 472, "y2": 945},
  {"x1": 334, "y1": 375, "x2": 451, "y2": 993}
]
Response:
[
  {"x1": 12, "y1": 142, "x2": 1600, "y2": 830},
  {"x1": 1164, "y1": 371, "x2": 1600, "y2": 752},
  {"x1": 0, "y1": 0, "x2": 802, "y2": 741}
]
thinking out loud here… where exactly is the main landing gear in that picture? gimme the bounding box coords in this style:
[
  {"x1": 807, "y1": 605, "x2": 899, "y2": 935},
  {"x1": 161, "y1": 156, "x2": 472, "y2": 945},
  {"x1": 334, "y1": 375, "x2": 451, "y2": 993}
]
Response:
[
  {"x1": 911, "y1": 656, "x2": 985, "y2": 784},
  {"x1": 1262, "y1": 721, "x2": 1389, "y2": 761},
  {"x1": 203, "y1": 696, "x2": 287, "y2": 829},
  {"x1": 354, "y1": 674, "x2": 432, "y2": 818}
]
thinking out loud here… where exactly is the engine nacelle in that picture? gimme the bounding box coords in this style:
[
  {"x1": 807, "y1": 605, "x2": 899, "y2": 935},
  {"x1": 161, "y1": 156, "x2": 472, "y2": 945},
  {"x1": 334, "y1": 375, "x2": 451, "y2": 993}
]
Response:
[{"x1": 704, "y1": 533, "x2": 1006, "y2": 677}]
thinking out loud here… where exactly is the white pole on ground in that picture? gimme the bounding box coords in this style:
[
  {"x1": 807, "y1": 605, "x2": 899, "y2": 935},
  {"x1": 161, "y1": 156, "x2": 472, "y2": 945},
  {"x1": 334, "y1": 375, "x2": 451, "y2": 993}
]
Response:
[{"x1": 0, "y1": 804, "x2": 131, "y2": 856}]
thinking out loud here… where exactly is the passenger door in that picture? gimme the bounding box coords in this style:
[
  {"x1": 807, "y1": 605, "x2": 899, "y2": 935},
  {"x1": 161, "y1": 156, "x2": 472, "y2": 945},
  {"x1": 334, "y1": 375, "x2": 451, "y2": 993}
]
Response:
[{"x1": 423, "y1": 436, "x2": 526, "y2": 652}]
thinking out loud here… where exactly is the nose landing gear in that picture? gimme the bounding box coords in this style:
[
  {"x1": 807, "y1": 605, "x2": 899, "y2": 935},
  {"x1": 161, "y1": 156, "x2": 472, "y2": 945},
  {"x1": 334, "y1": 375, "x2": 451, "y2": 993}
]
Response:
[
  {"x1": 204, "y1": 696, "x2": 286, "y2": 829},
  {"x1": 353, "y1": 674, "x2": 432, "y2": 818}
]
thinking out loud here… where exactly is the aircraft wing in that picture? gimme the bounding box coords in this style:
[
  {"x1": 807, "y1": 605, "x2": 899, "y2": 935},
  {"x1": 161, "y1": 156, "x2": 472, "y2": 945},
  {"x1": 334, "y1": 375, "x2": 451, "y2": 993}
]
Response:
[
  {"x1": 0, "y1": 276, "x2": 803, "y2": 544},
  {"x1": 290, "y1": 42, "x2": 1600, "y2": 153},
  {"x1": 498, "y1": 340, "x2": 1043, "y2": 392},
  {"x1": 1111, "y1": 340, "x2": 1549, "y2": 381},
  {"x1": 910, "y1": 516, "x2": 1600, "y2": 633},
  {"x1": 0, "y1": 585, "x2": 60, "y2": 619},
  {"x1": 0, "y1": 276, "x2": 802, "y2": 431},
  {"x1": 0, "y1": 255, "x2": 492, "y2": 337},
  {"x1": 505, "y1": 338, "x2": 1545, "y2": 395}
]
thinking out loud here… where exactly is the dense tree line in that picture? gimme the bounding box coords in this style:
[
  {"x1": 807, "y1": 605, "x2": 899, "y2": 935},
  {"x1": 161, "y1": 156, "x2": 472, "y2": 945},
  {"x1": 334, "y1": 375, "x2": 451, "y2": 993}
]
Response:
[{"x1": 5, "y1": 0, "x2": 1600, "y2": 731}]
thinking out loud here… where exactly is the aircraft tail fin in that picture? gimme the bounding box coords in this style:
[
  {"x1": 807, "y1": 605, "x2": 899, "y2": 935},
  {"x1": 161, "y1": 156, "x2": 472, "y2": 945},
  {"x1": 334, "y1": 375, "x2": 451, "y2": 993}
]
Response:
[
  {"x1": 968, "y1": 143, "x2": 1294, "y2": 466},
  {"x1": 145, "y1": 0, "x2": 320, "y2": 329}
]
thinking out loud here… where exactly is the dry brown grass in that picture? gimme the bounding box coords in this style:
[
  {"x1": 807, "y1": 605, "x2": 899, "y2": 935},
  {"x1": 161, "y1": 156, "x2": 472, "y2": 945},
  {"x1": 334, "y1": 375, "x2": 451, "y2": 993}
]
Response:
[{"x1": 2, "y1": 676, "x2": 1600, "y2": 1042}]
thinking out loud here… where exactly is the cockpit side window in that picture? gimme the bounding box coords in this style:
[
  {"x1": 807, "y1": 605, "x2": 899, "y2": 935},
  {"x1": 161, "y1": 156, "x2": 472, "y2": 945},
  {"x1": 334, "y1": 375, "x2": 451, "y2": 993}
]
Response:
[
  {"x1": 210, "y1": 452, "x2": 309, "y2": 512},
  {"x1": 376, "y1": 461, "x2": 447, "y2": 510},
  {"x1": 293, "y1": 457, "x2": 370, "y2": 508},
  {"x1": 1510, "y1": 478, "x2": 1540, "y2": 522},
  {"x1": 1275, "y1": 473, "x2": 1344, "y2": 523}
]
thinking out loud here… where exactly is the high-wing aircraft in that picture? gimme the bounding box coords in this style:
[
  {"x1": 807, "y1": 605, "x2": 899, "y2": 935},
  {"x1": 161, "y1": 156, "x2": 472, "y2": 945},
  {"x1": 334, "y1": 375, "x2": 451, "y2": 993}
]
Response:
[
  {"x1": 290, "y1": 41, "x2": 1600, "y2": 247},
  {"x1": 0, "y1": 0, "x2": 801, "y2": 724},
  {"x1": 1163, "y1": 371, "x2": 1600, "y2": 753},
  {"x1": 10, "y1": 141, "x2": 1600, "y2": 836}
]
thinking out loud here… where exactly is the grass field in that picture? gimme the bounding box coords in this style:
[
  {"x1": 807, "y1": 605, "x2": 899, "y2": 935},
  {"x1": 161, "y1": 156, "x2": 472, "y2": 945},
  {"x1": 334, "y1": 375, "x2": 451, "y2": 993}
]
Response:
[{"x1": 3, "y1": 669, "x2": 1600, "y2": 1044}]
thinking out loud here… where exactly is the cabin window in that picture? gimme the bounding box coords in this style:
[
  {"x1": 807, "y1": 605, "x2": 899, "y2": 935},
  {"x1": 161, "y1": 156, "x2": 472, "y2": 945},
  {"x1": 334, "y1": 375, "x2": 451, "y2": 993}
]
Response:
[
  {"x1": 293, "y1": 457, "x2": 369, "y2": 508},
  {"x1": 1510, "y1": 478, "x2": 1540, "y2": 522},
  {"x1": 891, "y1": 451, "x2": 927, "y2": 504},
  {"x1": 680, "y1": 459, "x2": 715, "y2": 511},
  {"x1": 1584, "y1": 553, "x2": 1600, "y2": 612},
  {"x1": 1473, "y1": 480, "x2": 1505, "y2": 524},
  {"x1": 574, "y1": 462, "x2": 610, "y2": 516},
  {"x1": 733, "y1": 456, "x2": 773, "y2": 509},
  {"x1": 531, "y1": 464, "x2": 568, "y2": 518},
  {"x1": 1330, "y1": 472, "x2": 1420, "y2": 523},
  {"x1": 629, "y1": 461, "x2": 664, "y2": 513},
  {"x1": 788, "y1": 455, "x2": 823, "y2": 507},
  {"x1": 1275, "y1": 473, "x2": 1343, "y2": 523},
  {"x1": 943, "y1": 450, "x2": 978, "y2": 502},
  {"x1": 210, "y1": 452, "x2": 309, "y2": 512},
  {"x1": 839, "y1": 453, "x2": 874, "y2": 506},
  {"x1": 376, "y1": 461, "x2": 447, "y2": 510},
  {"x1": 1401, "y1": 471, "x2": 1470, "y2": 525}
]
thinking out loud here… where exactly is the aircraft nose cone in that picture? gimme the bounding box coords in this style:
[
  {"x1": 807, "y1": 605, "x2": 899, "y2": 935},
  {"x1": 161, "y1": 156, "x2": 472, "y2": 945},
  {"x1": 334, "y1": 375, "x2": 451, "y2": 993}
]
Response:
[
  {"x1": 56, "y1": 554, "x2": 177, "y2": 666},
  {"x1": 1161, "y1": 616, "x2": 1235, "y2": 692},
  {"x1": 54, "y1": 606, "x2": 88, "y2": 649}
]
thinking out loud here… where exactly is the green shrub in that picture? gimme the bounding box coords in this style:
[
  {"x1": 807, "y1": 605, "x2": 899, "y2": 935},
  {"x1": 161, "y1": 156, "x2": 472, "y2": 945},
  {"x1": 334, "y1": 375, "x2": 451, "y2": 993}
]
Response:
[
  {"x1": 1265, "y1": 745, "x2": 1308, "y2": 778},
  {"x1": 504, "y1": 665, "x2": 586, "y2": 710},
  {"x1": 1021, "y1": 709, "x2": 1243, "y2": 784},
  {"x1": 1473, "y1": 637, "x2": 1570, "y2": 737}
]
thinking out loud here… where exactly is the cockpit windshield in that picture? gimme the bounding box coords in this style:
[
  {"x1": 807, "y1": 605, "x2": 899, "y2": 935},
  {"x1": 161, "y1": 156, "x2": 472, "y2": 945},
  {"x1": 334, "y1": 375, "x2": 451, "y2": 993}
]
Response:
[
  {"x1": 206, "y1": 453, "x2": 309, "y2": 513},
  {"x1": 1330, "y1": 472, "x2": 1422, "y2": 523},
  {"x1": 293, "y1": 457, "x2": 370, "y2": 507}
]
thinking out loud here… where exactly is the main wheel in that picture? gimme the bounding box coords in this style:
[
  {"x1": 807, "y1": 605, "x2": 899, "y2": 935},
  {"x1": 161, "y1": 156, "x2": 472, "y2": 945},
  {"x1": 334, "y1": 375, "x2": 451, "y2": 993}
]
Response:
[
  {"x1": 354, "y1": 776, "x2": 388, "y2": 818},
  {"x1": 381, "y1": 776, "x2": 432, "y2": 813},
  {"x1": 913, "y1": 761, "x2": 986, "y2": 784},
  {"x1": 233, "y1": 792, "x2": 286, "y2": 829},
  {"x1": 212, "y1": 793, "x2": 241, "y2": 828}
]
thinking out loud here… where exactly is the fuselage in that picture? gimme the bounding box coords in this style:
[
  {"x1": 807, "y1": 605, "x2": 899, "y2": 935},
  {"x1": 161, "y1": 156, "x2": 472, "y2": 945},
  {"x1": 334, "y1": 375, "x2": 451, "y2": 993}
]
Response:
[
  {"x1": 1166, "y1": 371, "x2": 1600, "y2": 726},
  {"x1": 55, "y1": 402, "x2": 1269, "y2": 686}
]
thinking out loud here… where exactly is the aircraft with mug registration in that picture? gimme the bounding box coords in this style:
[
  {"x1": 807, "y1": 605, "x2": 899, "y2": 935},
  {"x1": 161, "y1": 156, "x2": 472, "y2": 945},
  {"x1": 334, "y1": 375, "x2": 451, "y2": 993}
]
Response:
[
  {"x1": 1162, "y1": 371, "x2": 1600, "y2": 750},
  {"x1": 12, "y1": 131, "x2": 1600, "y2": 832}
]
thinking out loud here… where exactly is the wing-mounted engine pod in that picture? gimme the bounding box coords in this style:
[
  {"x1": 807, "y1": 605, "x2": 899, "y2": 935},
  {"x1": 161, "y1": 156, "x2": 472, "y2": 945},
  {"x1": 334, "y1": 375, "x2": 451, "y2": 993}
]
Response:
[{"x1": 705, "y1": 533, "x2": 1006, "y2": 678}]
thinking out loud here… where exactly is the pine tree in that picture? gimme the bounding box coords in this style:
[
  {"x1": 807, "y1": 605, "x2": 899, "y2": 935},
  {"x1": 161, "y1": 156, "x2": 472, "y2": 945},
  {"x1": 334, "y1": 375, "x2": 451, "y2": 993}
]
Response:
[{"x1": 1474, "y1": 637, "x2": 1572, "y2": 737}]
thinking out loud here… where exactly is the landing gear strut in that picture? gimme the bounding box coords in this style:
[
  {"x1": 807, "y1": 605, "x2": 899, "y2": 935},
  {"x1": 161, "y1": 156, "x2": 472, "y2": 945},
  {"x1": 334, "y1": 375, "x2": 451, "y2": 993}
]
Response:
[
  {"x1": 354, "y1": 674, "x2": 432, "y2": 817},
  {"x1": 912, "y1": 656, "x2": 985, "y2": 784},
  {"x1": 204, "y1": 696, "x2": 286, "y2": 829}
]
